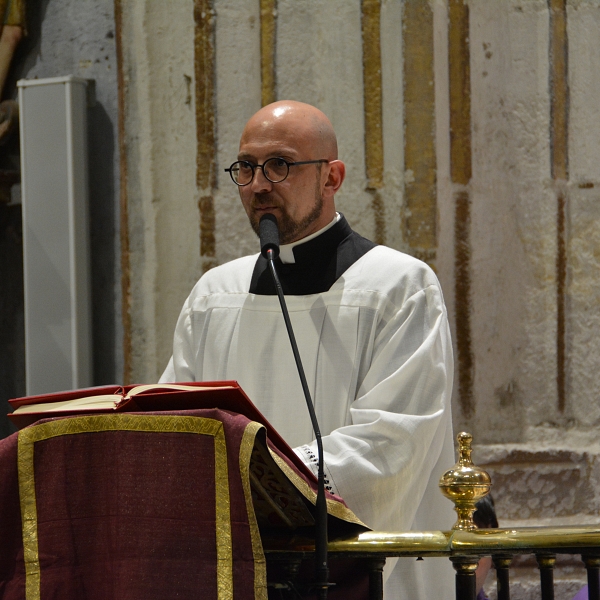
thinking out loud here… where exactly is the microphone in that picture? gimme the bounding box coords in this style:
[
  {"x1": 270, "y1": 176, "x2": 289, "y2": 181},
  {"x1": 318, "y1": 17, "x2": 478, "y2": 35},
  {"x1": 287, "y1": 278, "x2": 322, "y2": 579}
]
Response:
[
  {"x1": 259, "y1": 213, "x2": 280, "y2": 259},
  {"x1": 258, "y1": 214, "x2": 330, "y2": 598}
]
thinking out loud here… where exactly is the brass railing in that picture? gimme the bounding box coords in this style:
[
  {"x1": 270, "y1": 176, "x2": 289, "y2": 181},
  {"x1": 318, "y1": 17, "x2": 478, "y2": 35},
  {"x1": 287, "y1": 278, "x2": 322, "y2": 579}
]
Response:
[
  {"x1": 348, "y1": 527, "x2": 599, "y2": 600},
  {"x1": 265, "y1": 526, "x2": 600, "y2": 600},
  {"x1": 264, "y1": 433, "x2": 600, "y2": 600}
]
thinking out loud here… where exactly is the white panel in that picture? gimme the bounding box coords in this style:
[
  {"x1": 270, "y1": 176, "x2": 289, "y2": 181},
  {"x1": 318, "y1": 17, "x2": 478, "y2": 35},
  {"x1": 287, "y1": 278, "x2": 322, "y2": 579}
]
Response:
[{"x1": 18, "y1": 76, "x2": 92, "y2": 395}]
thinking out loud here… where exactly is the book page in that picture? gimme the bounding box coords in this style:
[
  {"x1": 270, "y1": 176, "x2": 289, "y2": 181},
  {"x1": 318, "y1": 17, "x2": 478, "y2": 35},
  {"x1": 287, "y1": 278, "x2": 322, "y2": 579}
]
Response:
[
  {"x1": 12, "y1": 395, "x2": 121, "y2": 415},
  {"x1": 124, "y1": 384, "x2": 234, "y2": 399},
  {"x1": 11, "y1": 384, "x2": 236, "y2": 416}
]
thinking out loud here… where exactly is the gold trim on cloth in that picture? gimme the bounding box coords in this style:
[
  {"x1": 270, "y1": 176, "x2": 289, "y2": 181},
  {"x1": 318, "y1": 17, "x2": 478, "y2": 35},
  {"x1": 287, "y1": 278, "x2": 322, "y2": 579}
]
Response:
[
  {"x1": 17, "y1": 415, "x2": 234, "y2": 600},
  {"x1": 268, "y1": 449, "x2": 367, "y2": 528},
  {"x1": 17, "y1": 425, "x2": 40, "y2": 600},
  {"x1": 239, "y1": 422, "x2": 268, "y2": 599}
]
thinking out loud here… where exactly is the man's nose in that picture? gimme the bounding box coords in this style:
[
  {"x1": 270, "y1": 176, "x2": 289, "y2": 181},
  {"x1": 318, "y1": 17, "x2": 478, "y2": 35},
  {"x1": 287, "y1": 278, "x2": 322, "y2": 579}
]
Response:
[{"x1": 249, "y1": 166, "x2": 273, "y2": 193}]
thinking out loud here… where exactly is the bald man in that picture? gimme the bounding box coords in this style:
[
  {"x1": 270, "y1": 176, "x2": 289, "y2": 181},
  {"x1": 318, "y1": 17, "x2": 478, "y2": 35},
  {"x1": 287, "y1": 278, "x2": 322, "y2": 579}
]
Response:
[{"x1": 161, "y1": 101, "x2": 455, "y2": 599}]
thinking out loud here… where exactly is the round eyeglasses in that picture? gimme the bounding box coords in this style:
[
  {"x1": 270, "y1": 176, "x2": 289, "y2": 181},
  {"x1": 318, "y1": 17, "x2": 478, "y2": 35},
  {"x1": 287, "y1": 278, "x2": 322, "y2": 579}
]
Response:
[{"x1": 224, "y1": 157, "x2": 329, "y2": 186}]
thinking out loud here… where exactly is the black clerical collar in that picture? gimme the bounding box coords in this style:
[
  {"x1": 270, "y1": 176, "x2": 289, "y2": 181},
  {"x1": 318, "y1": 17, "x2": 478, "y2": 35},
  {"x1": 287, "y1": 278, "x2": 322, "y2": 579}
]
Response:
[
  {"x1": 278, "y1": 214, "x2": 339, "y2": 263},
  {"x1": 249, "y1": 214, "x2": 376, "y2": 296}
]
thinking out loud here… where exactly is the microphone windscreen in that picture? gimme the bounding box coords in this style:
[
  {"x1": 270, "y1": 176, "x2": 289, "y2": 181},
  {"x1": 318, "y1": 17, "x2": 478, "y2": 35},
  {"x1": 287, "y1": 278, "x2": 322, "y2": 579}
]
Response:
[{"x1": 259, "y1": 213, "x2": 280, "y2": 259}]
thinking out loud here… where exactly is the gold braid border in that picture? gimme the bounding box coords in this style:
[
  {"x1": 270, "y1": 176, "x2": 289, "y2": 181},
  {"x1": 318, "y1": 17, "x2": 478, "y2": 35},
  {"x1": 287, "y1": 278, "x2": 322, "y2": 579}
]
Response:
[
  {"x1": 269, "y1": 449, "x2": 368, "y2": 528},
  {"x1": 239, "y1": 422, "x2": 268, "y2": 599},
  {"x1": 17, "y1": 414, "x2": 233, "y2": 600}
]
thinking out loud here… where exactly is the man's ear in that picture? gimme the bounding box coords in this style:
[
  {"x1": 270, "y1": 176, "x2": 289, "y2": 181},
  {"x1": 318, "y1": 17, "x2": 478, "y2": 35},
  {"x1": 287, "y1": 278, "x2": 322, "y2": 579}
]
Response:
[{"x1": 323, "y1": 160, "x2": 346, "y2": 198}]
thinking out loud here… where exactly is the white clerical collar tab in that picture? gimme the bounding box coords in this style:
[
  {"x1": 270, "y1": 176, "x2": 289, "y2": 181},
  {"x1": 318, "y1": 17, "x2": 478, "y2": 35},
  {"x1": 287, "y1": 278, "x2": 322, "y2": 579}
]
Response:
[{"x1": 279, "y1": 213, "x2": 341, "y2": 264}]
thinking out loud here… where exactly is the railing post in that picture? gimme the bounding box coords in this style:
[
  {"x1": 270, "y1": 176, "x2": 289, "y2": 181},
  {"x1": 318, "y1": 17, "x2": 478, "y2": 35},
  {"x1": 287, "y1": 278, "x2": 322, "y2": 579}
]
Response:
[
  {"x1": 368, "y1": 557, "x2": 386, "y2": 600},
  {"x1": 582, "y1": 555, "x2": 600, "y2": 600},
  {"x1": 451, "y1": 556, "x2": 479, "y2": 600},
  {"x1": 266, "y1": 556, "x2": 303, "y2": 596},
  {"x1": 536, "y1": 554, "x2": 556, "y2": 600},
  {"x1": 493, "y1": 554, "x2": 513, "y2": 600}
]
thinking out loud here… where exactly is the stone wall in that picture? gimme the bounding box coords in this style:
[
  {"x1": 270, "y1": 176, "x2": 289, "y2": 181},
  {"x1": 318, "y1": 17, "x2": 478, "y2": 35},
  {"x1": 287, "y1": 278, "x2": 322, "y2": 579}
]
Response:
[{"x1": 1, "y1": 0, "x2": 598, "y2": 596}]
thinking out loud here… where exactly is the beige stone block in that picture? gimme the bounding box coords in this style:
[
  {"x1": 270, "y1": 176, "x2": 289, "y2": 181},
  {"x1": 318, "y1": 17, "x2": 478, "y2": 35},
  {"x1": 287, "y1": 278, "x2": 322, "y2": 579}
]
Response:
[
  {"x1": 473, "y1": 444, "x2": 600, "y2": 522},
  {"x1": 214, "y1": 0, "x2": 263, "y2": 266},
  {"x1": 568, "y1": 0, "x2": 600, "y2": 183},
  {"x1": 568, "y1": 184, "x2": 600, "y2": 427}
]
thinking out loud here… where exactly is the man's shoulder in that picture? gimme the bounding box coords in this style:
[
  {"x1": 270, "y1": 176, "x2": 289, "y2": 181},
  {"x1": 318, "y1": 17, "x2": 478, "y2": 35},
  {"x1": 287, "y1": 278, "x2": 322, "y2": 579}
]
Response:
[
  {"x1": 363, "y1": 244, "x2": 431, "y2": 267},
  {"x1": 351, "y1": 244, "x2": 438, "y2": 280},
  {"x1": 342, "y1": 245, "x2": 443, "y2": 303}
]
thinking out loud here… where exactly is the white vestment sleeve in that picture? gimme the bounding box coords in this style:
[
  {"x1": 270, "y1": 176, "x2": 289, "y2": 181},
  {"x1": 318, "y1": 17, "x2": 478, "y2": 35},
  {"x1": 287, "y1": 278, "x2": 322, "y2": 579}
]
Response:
[{"x1": 295, "y1": 281, "x2": 455, "y2": 600}]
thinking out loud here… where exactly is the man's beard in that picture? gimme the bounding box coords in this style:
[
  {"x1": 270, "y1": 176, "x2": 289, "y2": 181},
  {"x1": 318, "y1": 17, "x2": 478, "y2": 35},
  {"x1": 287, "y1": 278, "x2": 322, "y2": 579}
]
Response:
[{"x1": 248, "y1": 191, "x2": 324, "y2": 245}]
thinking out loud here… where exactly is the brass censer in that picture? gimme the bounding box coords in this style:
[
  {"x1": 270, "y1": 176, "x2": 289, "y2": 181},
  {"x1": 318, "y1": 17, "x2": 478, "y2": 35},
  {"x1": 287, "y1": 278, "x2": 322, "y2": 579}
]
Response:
[{"x1": 439, "y1": 432, "x2": 491, "y2": 530}]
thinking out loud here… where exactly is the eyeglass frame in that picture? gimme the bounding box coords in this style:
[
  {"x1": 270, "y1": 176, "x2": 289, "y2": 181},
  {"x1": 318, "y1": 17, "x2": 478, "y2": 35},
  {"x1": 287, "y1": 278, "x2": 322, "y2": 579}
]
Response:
[{"x1": 224, "y1": 157, "x2": 330, "y2": 186}]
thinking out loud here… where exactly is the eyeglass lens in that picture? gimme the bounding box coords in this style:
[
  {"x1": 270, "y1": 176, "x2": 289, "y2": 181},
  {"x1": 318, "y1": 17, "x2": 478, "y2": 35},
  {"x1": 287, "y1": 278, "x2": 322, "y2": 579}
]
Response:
[{"x1": 232, "y1": 158, "x2": 289, "y2": 185}]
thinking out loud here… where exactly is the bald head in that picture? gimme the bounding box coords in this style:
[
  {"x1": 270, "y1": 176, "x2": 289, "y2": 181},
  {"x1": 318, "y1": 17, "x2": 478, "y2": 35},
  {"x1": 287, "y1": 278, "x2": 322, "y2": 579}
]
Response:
[
  {"x1": 240, "y1": 100, "x2": 338, "y2": 160},
  {"x1": 236, "y1": 100, "x2": 345, "y2": 244}
]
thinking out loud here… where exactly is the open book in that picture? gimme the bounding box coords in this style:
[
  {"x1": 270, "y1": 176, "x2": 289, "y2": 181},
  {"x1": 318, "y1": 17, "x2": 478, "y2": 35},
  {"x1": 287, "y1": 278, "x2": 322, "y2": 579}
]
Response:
[
  {"x1": 10, "y1": 383, "x2": 234, "y2": 416},
  {"x1": 9, "y1": 381, "x2": 284, "y2": 449}
]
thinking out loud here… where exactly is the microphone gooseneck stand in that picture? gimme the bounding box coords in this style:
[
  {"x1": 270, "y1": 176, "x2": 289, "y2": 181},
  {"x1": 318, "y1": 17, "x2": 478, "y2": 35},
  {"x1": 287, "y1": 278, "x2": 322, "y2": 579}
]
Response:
[{"x1": 259, "y1": 214, "x2": 330, "y2": 599}]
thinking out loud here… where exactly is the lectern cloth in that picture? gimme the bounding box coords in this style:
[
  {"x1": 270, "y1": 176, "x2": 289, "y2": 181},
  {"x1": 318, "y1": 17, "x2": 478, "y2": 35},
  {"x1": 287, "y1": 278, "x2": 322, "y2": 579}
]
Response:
[
  {"x1": 161, "y1": 245, "x2": 457, "y2": 600},
  {"x1": 0, "y1": 410, "x2": 270, "y2": 600}
]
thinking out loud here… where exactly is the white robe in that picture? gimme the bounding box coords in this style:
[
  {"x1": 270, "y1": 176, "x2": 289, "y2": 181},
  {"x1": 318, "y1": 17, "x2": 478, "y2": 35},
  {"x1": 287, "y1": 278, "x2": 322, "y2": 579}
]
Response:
[{"x1": 160, "y1": 245, "x2": 456, "y2": 599}]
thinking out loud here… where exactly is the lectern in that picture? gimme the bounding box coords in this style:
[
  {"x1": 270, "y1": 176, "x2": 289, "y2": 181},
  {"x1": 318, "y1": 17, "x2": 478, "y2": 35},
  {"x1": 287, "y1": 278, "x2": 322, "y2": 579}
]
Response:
[{"x1": 0, "y1": 384, "x2": 370, "y2": 599}]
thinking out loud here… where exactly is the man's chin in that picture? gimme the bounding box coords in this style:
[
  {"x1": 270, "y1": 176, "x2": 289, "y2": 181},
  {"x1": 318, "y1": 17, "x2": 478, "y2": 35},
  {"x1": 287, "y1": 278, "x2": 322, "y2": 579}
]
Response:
[
  {"x1": 249, "y1": 215, "x2": 281, "y2": 238},
  {"x1": 250, "y1": 208, "x2": 281, "y2": 234},
  {"x1": 248, "y1": 206, "x2": 318, "y2": 245}
]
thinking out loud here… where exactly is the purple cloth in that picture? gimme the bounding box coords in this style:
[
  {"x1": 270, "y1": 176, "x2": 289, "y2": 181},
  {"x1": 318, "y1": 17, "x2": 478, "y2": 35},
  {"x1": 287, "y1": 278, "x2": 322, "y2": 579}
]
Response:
[
  {"x1": 0, "y1": 408, "x2": 371, "y2": 600},
  {"x1": 572, "y1": 585, "x2": 589, "y2": 600},
  {"x1": 477, "y1": 589, "x2": 489, "y2": 600}
]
